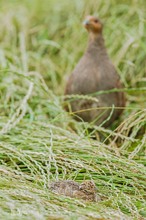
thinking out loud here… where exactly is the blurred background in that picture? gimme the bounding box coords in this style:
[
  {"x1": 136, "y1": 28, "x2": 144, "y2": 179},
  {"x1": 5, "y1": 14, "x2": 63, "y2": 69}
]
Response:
[
  {"x1": 0, "y1": 0, "x2": 146, "y2": 121},
  {"x1": 0, "y1": 0, "x2": 145, "y2": 91}
]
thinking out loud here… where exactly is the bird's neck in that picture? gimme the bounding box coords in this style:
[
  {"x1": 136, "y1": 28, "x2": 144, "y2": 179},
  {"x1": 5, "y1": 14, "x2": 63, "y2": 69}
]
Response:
[{"x1": 86, "y1": 32, "x2": 108, "y2": 56}]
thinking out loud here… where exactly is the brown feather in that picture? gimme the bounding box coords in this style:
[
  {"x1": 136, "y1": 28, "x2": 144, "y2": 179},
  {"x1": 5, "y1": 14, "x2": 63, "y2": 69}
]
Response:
[{"x1": 65, "y1": 15, "x2": 126, "y2": 127}]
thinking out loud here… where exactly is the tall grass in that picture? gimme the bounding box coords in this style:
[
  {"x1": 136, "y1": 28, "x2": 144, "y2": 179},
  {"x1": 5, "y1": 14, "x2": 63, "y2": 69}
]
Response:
[{"x1": 0, "y1": 0, "x2": 146, "y2": 219}]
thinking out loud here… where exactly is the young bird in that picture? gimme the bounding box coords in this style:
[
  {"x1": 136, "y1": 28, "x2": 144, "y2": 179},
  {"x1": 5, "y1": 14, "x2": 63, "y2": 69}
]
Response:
[
  {"x1": 49, "y1": 180, "x2": 100, "y2": 202},
  {"x1": 65, "y1": 15, "x2": 126, "y2": 127}
]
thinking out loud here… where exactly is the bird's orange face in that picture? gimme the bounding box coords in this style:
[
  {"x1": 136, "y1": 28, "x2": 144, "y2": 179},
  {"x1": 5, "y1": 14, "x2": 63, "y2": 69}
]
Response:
[{"x1": 83, "y1": 15, "x2": 102, "y2": 34}]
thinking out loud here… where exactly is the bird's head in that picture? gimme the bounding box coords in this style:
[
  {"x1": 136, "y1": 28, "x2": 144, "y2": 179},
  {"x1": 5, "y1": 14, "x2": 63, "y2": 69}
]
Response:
[
  {"x1": 79, "y1": 180, "x2": 97, "y2": 193},
  {"x1": 83, "y1": 15, "x2": 102, "y2": 34}
]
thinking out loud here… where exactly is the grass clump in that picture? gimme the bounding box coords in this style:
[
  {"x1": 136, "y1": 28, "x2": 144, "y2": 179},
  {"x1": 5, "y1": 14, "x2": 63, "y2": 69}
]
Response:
[{"x1": 0, "y1": 0, "x2": 146, "y2": 219}]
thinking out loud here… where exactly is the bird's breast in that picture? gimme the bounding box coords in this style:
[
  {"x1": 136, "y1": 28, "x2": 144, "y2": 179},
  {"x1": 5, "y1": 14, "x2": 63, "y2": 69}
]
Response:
[{"x1": 70, "y1": 57, "x2": 100, "y2": 94}]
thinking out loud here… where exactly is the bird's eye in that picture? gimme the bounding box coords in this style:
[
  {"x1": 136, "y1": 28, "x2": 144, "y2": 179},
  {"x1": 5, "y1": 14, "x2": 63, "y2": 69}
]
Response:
[{"x1": 94, "y1": 19, "x2": 98, "y2": 23}]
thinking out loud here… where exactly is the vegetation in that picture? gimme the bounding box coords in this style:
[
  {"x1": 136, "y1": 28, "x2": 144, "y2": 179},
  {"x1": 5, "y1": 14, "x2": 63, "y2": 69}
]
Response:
[{"x1": 0, "y1": 0, "x2": 146, "y2": 219}]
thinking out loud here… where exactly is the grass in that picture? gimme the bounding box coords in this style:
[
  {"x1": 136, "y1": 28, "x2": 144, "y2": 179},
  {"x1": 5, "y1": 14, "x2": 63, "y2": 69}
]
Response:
[{"x1": 0, "y1": 0, "x2": 146, "y2": 219}]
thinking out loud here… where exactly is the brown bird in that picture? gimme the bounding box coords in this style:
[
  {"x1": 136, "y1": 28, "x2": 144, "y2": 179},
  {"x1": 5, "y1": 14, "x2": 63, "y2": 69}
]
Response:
[
  {"x1": 65, "y1": 15, "x2": 126, "y2": 127},
  {"x1": 49, "y1": 180, "x2": 100, "y2": 202}
]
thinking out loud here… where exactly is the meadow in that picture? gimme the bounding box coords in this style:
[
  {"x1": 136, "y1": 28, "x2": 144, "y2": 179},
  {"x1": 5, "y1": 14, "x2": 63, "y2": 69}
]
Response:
[{"x1": 0, "y1": 0, "x2": 146, "y2": 219}]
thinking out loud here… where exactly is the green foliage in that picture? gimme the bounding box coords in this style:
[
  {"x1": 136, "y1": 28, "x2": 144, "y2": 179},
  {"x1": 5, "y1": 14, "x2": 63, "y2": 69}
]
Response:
[{"x1": 0, "y1": 0, "x2": 146, "y2": 219}]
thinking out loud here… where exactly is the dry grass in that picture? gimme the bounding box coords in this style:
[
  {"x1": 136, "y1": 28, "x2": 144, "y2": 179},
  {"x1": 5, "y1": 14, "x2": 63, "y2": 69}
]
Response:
[{"x1": 0, "y1": 0, "x2": 146, "y2": 219}]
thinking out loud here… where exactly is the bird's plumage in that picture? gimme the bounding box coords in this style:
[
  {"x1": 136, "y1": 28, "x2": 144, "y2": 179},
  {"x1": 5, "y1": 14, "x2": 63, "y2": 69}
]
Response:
[{"x1": 65, "y1": 15, "x2": 125, "y2": 127}]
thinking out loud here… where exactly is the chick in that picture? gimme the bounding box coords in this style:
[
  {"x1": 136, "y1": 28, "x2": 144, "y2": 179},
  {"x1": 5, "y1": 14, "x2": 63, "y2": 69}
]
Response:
[{"x1": 49, "y1": 180, "x2": 100, "y2": 202}]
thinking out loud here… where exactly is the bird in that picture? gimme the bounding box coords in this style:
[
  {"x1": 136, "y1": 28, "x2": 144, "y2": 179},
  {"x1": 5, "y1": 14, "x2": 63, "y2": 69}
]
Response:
[
  {"x1": 49, "y1": 180, "x2": 100, "y2": 202},
  {"x1": 64, "y1": 15, "x2": 126, "y2": 127}
]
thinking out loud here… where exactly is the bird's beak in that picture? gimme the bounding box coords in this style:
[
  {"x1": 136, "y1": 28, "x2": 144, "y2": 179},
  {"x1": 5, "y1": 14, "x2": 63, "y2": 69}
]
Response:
[{"x1": 83, "y1": 20, "x2": 90, "y2": 26}]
